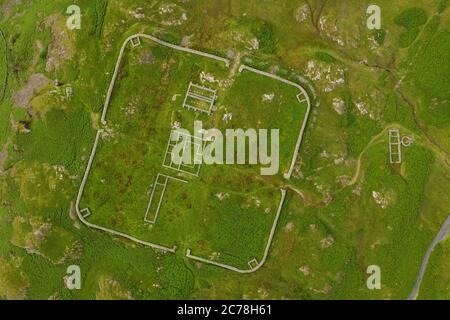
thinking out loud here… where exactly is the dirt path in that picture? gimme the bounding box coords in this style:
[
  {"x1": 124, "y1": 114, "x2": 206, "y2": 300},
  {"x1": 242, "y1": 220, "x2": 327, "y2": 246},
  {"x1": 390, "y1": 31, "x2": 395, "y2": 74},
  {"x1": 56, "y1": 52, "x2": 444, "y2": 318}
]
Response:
[
  {"x1": 0, "y1": 28, "x2": 8, "y2": 103},
  {"x1": 305, "y1": 0, "x2": 329, "y2": 35},
  {"x1": 397, "y1": 89, "x2": 450, "y2": 161},
  {"x1": 342, "y1": 123, "x2": 449, "y2": 191},
  {"x1": 346, "y1": 128, "x2": 387, "y2": 187}
]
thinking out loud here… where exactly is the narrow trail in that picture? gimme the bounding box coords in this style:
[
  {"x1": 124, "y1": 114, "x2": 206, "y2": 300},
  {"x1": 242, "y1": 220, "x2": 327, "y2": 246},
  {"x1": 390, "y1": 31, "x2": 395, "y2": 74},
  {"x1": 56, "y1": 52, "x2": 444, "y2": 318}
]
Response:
[
  {"x1": 0, "y1": 28, "x2": 8, "y2": 103},
  {"x1": 340, "y1": 123, "x2": 449, "y2": 192},
  {"x1": 397, "y1": 89, "x2": 450, "y2": 162},
  {"x1": 305, "y1": 0, "x2": 329, "y2": 35},
  {"x1": 301, "y1": 5, "x2": 449, "y2": 166},
  {"x1": 345, "y1": 128, "x2": 386, "y2": 187},
  {"x1": 283, "y1": 123, "x2": 450, "y2": 212}
]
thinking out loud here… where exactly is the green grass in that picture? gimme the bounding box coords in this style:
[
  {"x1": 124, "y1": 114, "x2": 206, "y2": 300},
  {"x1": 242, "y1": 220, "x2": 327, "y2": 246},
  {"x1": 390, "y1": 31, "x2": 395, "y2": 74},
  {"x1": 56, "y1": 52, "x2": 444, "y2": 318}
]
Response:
[
  {"x1": 409, "y1": 31, "x2": 450, "y2": 101},
  {"x1": 418, "y1": 238, "x2": 450, "y2": 300},
  {"x1": 0, "y1": 0, "x2": 448, "y2": 300},
  {"x1": 0, "y1": 255, "x2": 30, "y2": 299},
  {"x1": 15, "y1": 108, "x2": 94, "y2": 170},
  {"x1": 438, "y1": 0, "x2": 448, "y2": 13},
  {"x1": 91, "y1": 0, "x2": 108, "y2": 37},
  {"x1": 371, "y1": 29, "x2": 387, "y2": 46},
  {"x1": 315, "y1": 141, "x2": 440, "y2": 299},
  {"x1": 394, "y1": 7, "x2": 428, "y2": 48},
  {"x1": 79, "y1": 38, "x2": 306, "y2": 269},
  {"x1": 394, "y1": 8, "x2": 427, "y2": 29},
  {"x1": 0, "y1": 29, "x2": 8, "y2": 103},
  {"x1": 314, "y1": 52, "x2": 338, "y2": 63},
  {"x1": 398, "y1": 28, "x2": 420, "y2": 48},
  {"x1": 252, "y1": 22, "x2": 276, "y2": 54}
]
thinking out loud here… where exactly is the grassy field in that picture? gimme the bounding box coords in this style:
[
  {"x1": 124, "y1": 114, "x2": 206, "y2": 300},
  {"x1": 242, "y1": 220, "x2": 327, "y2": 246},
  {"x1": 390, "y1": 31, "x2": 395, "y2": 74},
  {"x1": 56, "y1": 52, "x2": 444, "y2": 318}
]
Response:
[
  {"x1": 0, "y1": 0, "x2": 448, "y2": 300},
  {"x1": 418, "y1": 238, "x2": 450, "y2": 300},
  {"x1": 79, "y1": 38, "x2": 307, "y2": 269}
]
